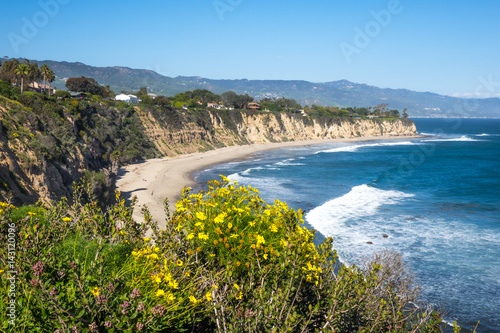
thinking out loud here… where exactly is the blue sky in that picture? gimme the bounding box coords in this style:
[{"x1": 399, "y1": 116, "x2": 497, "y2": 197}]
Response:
[{"x1": 1, "y1": 0, "x2": 499, "y2": 97}]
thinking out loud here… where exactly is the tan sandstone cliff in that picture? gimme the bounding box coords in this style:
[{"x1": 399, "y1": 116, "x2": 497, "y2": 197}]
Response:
[{"x1": 137, "y1": 110, "x2": 417, "y2": 156}]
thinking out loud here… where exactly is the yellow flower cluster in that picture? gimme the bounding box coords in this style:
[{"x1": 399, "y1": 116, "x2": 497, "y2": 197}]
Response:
[
  {"x1": 0, "y1": 202, "x2": 12, "y2": 215},
  {"x1": 128, "y1": 243, "x2": 207, "y2": 308},
  {"x1": 131, "y1": 245, "x2": 161, "y2": 262},
  {"x1": 177, "y1": 176, "x2": 322, "y2": 275}
]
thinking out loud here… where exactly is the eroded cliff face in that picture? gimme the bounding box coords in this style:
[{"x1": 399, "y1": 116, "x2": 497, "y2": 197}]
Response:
[
  {"x1": 137, "y1": 110, "x2": 417, "y2": 156},
  {"x1": 0, "y1": 99, "x2": 108, "y2": 206},
  {"x1": 0, "y1": 117, "x2": 86, "y2": 205}
]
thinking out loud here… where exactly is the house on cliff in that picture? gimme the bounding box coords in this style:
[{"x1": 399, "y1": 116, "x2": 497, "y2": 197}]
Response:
[{"x1": 115, "y1": 94, "x2": 138, "y2": 103}]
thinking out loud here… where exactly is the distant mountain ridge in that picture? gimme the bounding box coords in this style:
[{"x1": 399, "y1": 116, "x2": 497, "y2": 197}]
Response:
[{"x1": 30, "y1": 59, "x2": 500, "y2": 118}]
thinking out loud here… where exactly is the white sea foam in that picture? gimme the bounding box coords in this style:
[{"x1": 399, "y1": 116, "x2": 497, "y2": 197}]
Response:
[
  {"x1": 240, "y1": 166, "x2": 264, "y2": 176},
  {"x1": 307, "y1": 186, "x2": 500, "y2": 279},
  {"x1": 275, "y1": 158, "x2": 306, "y2": 166},
  {"x1": 476, "y1": 133, "x2": 500, "y2": 137},
  {"x1": 227, "y1": 172, "x2": 294, "y2": 199},
  {"x1": 316, "y1": 141, "x2": 420, "y2": 154},
  {"x1": 306, "y1": 185, "x2": 414, "y2": 237},
  {"x1": 424, "y1": 135, "x2": 483, "y2": 142}
]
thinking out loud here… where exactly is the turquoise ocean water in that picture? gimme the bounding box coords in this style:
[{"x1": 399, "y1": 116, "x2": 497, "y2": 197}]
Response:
[{"x1": 196, "y1": 118, "x2": 500, "y2": 332}]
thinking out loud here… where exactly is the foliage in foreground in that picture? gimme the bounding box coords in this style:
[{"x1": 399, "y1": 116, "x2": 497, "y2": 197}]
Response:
[{"x1": 0, "y1": 177, "x2": 474, "y2": 332}]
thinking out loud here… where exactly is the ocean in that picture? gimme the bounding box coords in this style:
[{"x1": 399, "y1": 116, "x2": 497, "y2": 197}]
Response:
[{"x1": 195, "y1": 118, "x2": 500, "y2": 332}]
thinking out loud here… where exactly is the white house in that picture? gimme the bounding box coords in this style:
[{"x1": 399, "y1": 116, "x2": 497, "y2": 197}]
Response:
[{"x1": 115, "y1": 94, "x2": 138, "y2": 103}]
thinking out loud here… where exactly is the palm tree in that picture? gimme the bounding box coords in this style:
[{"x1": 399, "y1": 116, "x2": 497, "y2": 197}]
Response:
[
  {"x1": 46, "y1": 69, "x2": 55, "y2": 97},
  {"x1": 15, "y1": 64, "x2": 30, "y2": 94},
  {"x1": 40, "y1": 64, "x2": 51, "y2": 95}
]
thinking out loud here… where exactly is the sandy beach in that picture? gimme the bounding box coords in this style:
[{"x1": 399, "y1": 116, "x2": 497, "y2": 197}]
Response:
[{"x1": 115, "y1": 136, "x2": 420, "y2": 227}]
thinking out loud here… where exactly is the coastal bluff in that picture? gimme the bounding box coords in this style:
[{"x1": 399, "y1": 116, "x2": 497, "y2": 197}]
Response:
[
  {"x1": 138, "y1": 110, "x2": 417, "y2": 156},
  {"x1": 0, "y1": 93, "x2": 416, "y2": 206}
]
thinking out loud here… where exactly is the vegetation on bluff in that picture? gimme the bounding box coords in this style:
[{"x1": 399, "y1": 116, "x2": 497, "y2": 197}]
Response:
[{"x1": 0, "y1": 177, "x2": 473, "y2": 332}]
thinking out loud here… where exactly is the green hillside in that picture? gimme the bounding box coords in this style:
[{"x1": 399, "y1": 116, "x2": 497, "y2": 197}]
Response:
[{"x1": 27, "y1": 59, "x2": 500, "y2": 118}]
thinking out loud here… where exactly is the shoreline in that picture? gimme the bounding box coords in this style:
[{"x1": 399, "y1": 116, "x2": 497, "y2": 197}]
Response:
[{"x1": 115, "y1": 135, "x2": 421, "y2": 227}]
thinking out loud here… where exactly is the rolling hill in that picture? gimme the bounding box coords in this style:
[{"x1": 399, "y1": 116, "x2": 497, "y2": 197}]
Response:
[{"x1": 30, "y1": 59, "x2": 500, "y2": 118}]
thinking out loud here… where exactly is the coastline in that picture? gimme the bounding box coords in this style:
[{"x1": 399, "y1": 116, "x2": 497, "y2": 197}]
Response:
[{"x1": 115, "y1": 135, "x2": 421, "y2": 227}]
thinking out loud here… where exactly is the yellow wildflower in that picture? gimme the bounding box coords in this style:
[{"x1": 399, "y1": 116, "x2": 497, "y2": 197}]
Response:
[
  {"x1": 256, "y1": 235, "x2": 265, "y2": 246},
  {"x1": 156, "y1": 289, "x2": 165, "y2": 297},
  {"x1": 91, "y1": 287, "x2": 100, "y2": 297},
  {"x1": 196, "y1": 212, "x2": 207, "y2": 221},
  {"x1": 195, "y1": 221, "x2": 204, "y2": 229},
  {"x1": 166, "y1": 292, "x2": 175, "y2": 302},
  {"x1": 187, "y1": 233, "x2": 195, "y2": 240},
  {"x1": 152, "y1": 275, "x2": 162, "y2": 284},
  {"x1": 263, "y1": 254, "x2": 268, "y2": 260},
  {"x1": 148, "y1": 253, "x2": 159, "y2": 261},
  {"x1": 28, "y1": 212, "x2": 36, "y2": 216},
  {"x1": 227, "y1": 222, "x2": 232, "y2": 229},
  {"x1": 62, "y1": 217, "x2": 72, "y2": 222},
  {"x1": 143, "y1": 237, "x2": 150, "y2": 242},
  {"x1": 233, "y1": 283, "x2": 240, "y2": 290},
  {"x1": 206, "y1": 292, "x2": 213, "y2": 302},
  {"x1": 168, "y1": 279, "x2": 179, "y2": 289},
  {"x1": 176, "y1": 259, "x2": 183, "y2": 266},
  {"x1": 189, "y1": 295, "x2": 198, "y2": 304},
  {"x1": 164, "y1": 272, "x2": 173, "y2": 283},
  {"x1": 214, "y1": 212, "x2": 226, "y2": 224},
  {"x1": 198, "y1": 232, "x2": 209, "y2": 240},
  {"x1": 236, "y1": 292, "x2": 243, "y2": 300}
]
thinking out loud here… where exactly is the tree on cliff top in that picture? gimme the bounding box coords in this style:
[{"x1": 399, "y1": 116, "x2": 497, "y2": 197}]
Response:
[
  {"x1": 15, "y1": 63, "x2": 30, "y2": 94},
  {"x1": 66, "y1": 76, "x2": 109, "y2": 97}
]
